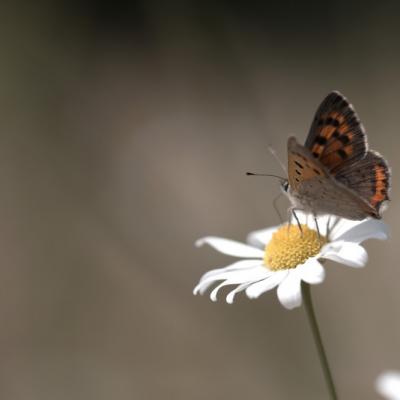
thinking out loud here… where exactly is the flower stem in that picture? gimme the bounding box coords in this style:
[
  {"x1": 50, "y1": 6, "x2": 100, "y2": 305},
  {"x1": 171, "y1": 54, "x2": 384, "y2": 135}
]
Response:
[{"x1": 302, "y1": 282, "x2": 338, "y2": 400}]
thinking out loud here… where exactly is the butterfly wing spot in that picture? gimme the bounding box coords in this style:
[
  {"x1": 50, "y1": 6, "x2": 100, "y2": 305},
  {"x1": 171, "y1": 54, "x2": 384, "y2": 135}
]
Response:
[
  {"x1": 312, "y1": 168, "x2": 321, "y2": 175},
  {"x1": 315, "y1": 136, "x2": 328, "y2": 145},
  {"x1": 370, "y1": 176, "x2": 377, "y2": 191},
  {"x1": 294, "y1": 161, "x2": 304, "y2": 169},
  {"x1": 325, "y1": 117, "x2": 340, "y2": 127},
  {"x1": 370, "y1": 162, "x2": 391, "y2": 207},
  {"x1": 338, "y1": 123, "x2": 352, "y2": 135},
  {"x1": 338, "y1": 135, "x2": 350, "y2": 145},
  {"x1": 317, "y1": 116, "x2": 342, "y2": 127},
  {"x1": 320, "y1": 125, "x2": 337, "y2": 140},
  {"x1": 337, "y1": 149, "x2": 348, "y2": 159}
]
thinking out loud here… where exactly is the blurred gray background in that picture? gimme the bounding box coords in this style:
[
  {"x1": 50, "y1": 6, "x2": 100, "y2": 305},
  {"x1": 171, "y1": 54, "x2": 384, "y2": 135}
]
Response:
[{"x1": 0, "y1": 1, "x2": 399, "y2": 399}]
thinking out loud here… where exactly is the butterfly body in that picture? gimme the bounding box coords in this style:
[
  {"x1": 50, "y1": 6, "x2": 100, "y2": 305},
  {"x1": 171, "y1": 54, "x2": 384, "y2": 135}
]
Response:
[{"x1": 284, "y1": 92, "x2": 390, "y2": 220}]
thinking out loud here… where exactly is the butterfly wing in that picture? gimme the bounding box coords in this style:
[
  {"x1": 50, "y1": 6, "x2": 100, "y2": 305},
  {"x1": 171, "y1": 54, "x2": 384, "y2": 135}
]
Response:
[
  {"x1": 287, "y1": 136, "x2": 381, "y2": 220},
  {"x1": 304, "y1": 91, "x2": 390, "y2": 218},
  {"x1": 305, "y1": 91, "x2": 367, "y2": 174},
  {"x1": 298, "y1": 176, "x2": 379, "y2": 220},
  {"x1": 334, "y1": 150, "x2": 390, "y2": 217},
  {"x1": 287, "y1": 136, "x2": 328, "y2": 192}
]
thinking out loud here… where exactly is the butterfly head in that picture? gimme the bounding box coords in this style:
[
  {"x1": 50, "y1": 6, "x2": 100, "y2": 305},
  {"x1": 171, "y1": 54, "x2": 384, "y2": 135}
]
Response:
[{"x1": 281, "y1": 179, "x2": 289, "y2": 193}]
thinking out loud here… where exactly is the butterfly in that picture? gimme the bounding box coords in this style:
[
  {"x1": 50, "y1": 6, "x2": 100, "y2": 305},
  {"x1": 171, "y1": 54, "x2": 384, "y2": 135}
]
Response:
[{"x1": 282, "y1": 91, "x2": 390, "y2": 222}]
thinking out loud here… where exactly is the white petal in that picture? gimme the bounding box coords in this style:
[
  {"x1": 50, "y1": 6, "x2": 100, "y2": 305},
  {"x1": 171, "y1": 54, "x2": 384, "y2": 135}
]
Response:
[
  {"x1": 376, "y1": 371, "x2": 400, "y2": 400},
  {"x1": 226, "y1": 282, "x2": 253, "y2": 304},
  {"x1": 194, "y1": 276, "x2": 222, "y2": 296},
  {"x1": 245, "y1": 270, "x2": 288, "y2": 299},
  {"x1": 196, "y1": 236, "x2": 264, "y2": 258},
  {"x1": 334, "y1": 219, "x2": 389, "y2": 244},
  {"x1": 193, "y1": 279, "x2": 215, "y2": 296},
  {"x1": 199, "y1": 264, "x2": 267, "y2": 288},
  {"x1": 321, "y1": 241, "x2": 368, "y2": 268},
  {"x1": 246, "y1": 226, "x2": 277, "y2": 248},
  {"x1": 297, "y1": 259, "x2": 326, "y2": 284},
  {"x1": 200, "y1": 259, "x2": 263, "y2": 282},
  {"x1": 328, "y1": 218, "x2": 364, "y2": 240},
  {"x1": 201, "y1": 266, "x2": 270, "y2": 301},
  {"x1": 193, "y1": 263, "x2": 263, "y2": 295},
  {"x1": 210, "y1": 281, "x2": 228, "y2": 302},
  {"x1": 277, "y1": 270, "x2": 302, "y2": 310}
]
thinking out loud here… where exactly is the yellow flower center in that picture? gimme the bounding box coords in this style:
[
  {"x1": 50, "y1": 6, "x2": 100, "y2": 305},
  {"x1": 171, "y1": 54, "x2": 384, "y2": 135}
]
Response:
[{"x1": 264, "y1": 224, "x2": 326, "y2": 271}]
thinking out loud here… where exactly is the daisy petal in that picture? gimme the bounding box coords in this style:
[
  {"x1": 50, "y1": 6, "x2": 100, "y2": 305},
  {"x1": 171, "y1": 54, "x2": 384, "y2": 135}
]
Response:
[
  {"x1": 245, "y1": 270, "x2": 288, "y2": 299},
  {"x1": 210, "y1": 281, "x2": 228, "y2": 302},
  {"x1": 376, "y1": 371, "x2": 400, "y2": 400},
  {"x1": 246, "y1": 226, "x2": 277, "y2": 248},
  {"x1": 328, "y1": 218, "x2": 362, "y2": 239},
  {"x1": 193, "y1": 279, "x2": 215, "y2": 296},
  {"x1": 199, "y1": 259, "x2": 263, "y2": 282},
  {"x1": 277, "y1": 270, "x2": 302, "y2": 310},
  {"x1": 210, "y1": 267, "x2": 265, "y2": 303},
  {"x1": 335, "y1": 219, "x2": 389, "y2": 244},
  {"x1": 321, "y1": 242, "x2": 368, "y2": 268},
  {"x1": 307, "y1": 215, "x2": 332, "y2": 236},
  {"x1": 226, "y1": 282, "x2": 254, "y2": 304},
  {"x1": 193, "y1": 263, "x2": 263, "y2": 296},
  {"x1": 297, "y1": 259, "x2": 326, "y2": 284},
  {"x1": 198, "y1": 266, "x2": 270, "y2": 300},
  {"x1": 196, "y1": 236, "x2": 264, "y2": 258}
]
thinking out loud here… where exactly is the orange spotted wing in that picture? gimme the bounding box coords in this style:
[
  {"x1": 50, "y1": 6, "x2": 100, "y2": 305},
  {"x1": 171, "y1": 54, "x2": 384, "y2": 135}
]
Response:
[{"x1": 287, "y1": 91, "x2": 390, "y2": 219}]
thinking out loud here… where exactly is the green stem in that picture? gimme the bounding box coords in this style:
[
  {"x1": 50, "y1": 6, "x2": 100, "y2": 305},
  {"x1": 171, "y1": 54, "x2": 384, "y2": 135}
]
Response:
[{"x1": 302, "y1": 282, "x2": 338, "y2": 400}]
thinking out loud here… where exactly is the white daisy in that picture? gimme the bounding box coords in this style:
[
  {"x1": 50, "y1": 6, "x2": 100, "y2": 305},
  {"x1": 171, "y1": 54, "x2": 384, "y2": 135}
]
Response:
[
  {"x1": 194, "y1": 214, "x2": 388, "y2": 310},
  {"x1": 376, "y1": 371, "x2": 400, "y2": 400}
]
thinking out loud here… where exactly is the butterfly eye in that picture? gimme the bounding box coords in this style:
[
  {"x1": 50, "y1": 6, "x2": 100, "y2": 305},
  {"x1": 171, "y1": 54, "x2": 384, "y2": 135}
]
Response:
[{"x1": 282, "y1": 181, "x2": 289, "y2": 192}]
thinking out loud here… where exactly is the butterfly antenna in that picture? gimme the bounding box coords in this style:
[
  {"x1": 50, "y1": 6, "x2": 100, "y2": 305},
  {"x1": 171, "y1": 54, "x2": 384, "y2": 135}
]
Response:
[
  {"x1": 246, "y1": 172, "x2": 286, "y2": 182},
  {"x1": 267, "y1": 145, "x2": 287, "y2": 174}
]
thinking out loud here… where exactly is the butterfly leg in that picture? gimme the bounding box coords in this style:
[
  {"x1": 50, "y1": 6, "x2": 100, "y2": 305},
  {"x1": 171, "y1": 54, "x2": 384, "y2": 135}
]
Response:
[
  {"x1": 273, "y1": 192, "x2": 284, "y2": 223},
  {"x1": 288, "y1": 207, "x2": 303, "y2": 236},
  {"x1": 287, "y1": 208, "x2": 292, "y2": 234},
  {"x1": 326, "y1": 215, "x2": 339, "y2": 240},
  {"x1": 326, "y1": 216, "x2": 331, "y2": 236},
  {"x1": 313, "y1": 214, "x2": 321, "y2": 240}
]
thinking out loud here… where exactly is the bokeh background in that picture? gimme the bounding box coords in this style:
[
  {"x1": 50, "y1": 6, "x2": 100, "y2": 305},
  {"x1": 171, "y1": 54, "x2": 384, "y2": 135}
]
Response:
[{"x1": 1, "y1": 1, "x2": 399, "y2": 399}]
